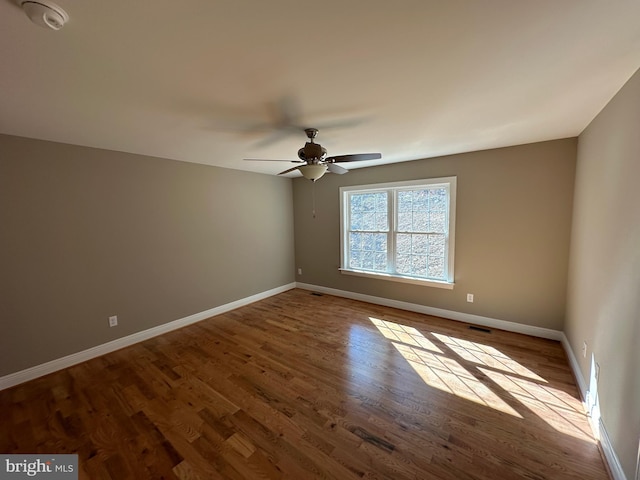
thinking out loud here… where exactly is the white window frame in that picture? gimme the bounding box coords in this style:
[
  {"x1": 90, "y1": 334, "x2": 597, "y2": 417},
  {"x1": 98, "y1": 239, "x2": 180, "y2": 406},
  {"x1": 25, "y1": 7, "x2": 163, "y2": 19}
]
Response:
[{"x1": 339, "y1": 177, "x2": 456, "y2": 289}]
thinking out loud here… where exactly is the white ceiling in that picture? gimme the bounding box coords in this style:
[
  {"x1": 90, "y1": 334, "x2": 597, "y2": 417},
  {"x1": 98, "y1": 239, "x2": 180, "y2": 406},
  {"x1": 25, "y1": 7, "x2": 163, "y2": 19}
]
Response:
[{"x1": 1, "y1": 1, "x2": 639, "y2": 177}]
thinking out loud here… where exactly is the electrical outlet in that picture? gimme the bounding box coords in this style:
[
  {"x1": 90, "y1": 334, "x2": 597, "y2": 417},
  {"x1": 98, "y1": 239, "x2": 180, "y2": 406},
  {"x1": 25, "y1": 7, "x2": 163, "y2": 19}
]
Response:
[
  {"x1": 582, "y1": 341, "x2": 587, "y2": 358},
  {"x1": 466, "y1": 293, "x2": 474, "y2": 303},
  {"x1": 297, "y1": 268, "x2": 302, "y2": 275},
  {"x1": 108, "y1": 315, "x2": 118, "y2": 327}
]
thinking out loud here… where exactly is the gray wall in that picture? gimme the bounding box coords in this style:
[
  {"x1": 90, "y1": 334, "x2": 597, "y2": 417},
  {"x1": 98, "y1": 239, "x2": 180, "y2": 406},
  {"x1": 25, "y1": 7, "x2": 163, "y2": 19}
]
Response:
[
  {"x1": 293, "y1": 139, "x2": 576, "y2": 330},
  {"x1": 566, "y1": 68, "x2": 640, "y2": 479},
  {"x1": 0, "y1": 134, "x2": 295, "y2": 376}
]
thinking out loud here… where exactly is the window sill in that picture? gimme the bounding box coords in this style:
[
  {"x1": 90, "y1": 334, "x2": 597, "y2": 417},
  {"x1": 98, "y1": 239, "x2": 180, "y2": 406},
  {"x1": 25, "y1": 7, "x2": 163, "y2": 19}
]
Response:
[{"x1": 339, "y1": 268, "x2": 455, "y2": 289}]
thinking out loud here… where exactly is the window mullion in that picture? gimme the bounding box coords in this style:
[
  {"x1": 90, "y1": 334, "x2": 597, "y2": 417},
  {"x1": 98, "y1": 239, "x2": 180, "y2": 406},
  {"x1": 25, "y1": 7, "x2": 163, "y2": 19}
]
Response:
[
  {"x1": 344, "y1": 192, "x2": 351, "y2": 269},
  {"x1": 388, "y1": 189, "x2": 394, "y2": 274}
]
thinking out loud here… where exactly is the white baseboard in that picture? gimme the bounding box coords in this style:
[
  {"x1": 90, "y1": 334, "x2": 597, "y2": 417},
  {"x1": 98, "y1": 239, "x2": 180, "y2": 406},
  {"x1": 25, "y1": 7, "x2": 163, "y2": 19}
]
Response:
[
  {"x1": 559, "y1": 332, "x2": 588, "y2": 398},
  {"x1": 555, "y1": 336, "x2": 627, "y2": 480},
  {"x1": 599, "y1": 417, "x2": 628, "y2": 480},
  {"x1": 0, "y1": 283, "x2": 296, "y2": 391},
  {"x1": 295, "y1": 282, "x2": 563, "y2": 340}
]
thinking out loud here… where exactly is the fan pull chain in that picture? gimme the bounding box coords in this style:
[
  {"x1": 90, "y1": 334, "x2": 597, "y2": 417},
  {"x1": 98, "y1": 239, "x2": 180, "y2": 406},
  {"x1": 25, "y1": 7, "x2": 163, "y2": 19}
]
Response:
[{"x1": 311, "y1": 181, "x2": 317, "y2": 218}]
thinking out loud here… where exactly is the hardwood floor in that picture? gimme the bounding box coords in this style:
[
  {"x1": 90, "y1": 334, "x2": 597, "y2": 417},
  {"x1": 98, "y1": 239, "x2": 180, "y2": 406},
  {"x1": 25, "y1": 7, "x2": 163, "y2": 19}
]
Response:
[{"x1": 0, "y1": 289, "x2": 609, "y2": 479}]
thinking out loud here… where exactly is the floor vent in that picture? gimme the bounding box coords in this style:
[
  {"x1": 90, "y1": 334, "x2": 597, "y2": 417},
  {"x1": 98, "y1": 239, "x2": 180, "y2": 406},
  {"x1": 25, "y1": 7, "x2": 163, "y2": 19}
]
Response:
[
  {"x1": 311, "y1": 292, "x2": 324, "y2": 296},
  {"x1": 468, "y1": 325, "x2": 491, "y2": 333}
]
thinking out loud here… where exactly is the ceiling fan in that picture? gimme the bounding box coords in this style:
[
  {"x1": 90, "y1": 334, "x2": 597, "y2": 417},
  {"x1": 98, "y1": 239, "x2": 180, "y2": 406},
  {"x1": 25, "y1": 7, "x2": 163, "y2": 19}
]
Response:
[{"x1": 245, "y1": 128, "x2": 382, "y2": 181}]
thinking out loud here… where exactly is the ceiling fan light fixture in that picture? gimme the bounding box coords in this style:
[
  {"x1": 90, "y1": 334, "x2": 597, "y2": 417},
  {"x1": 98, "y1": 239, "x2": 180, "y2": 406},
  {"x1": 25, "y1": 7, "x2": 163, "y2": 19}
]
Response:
[{"x1": 299, "y1": 164, "x2": 328, "y2": 182}]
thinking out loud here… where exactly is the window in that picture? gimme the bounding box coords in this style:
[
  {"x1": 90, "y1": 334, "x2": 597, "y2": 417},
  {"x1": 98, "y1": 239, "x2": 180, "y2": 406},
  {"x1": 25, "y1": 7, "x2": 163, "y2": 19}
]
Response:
[{"x1": 340, "y1": 177, "x2": 456, "y2": 289}]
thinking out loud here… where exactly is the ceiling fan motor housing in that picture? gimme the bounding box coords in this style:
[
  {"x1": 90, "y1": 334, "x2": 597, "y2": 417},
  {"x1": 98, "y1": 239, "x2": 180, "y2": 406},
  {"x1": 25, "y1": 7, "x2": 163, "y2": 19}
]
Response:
[{"x1": 298, "y1": 142, "x2": 327, "y2": 161}]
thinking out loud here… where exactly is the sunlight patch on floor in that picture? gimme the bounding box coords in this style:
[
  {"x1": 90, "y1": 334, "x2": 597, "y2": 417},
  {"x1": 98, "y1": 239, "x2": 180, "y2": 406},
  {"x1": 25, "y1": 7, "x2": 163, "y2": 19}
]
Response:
[
  {"x1": 431, "y1": 332, "x2": 546, "y2": 382},
  {"x1": 391, "y1": 342, "x2": 522, "y2": 417},
  {"x1": 369, "y1": 317, "x2": 442, "y2": 353},
  {"x1": 368, "y1": 317, "x2": 595, "y2": 441},
  {"x1": 478, "y1": 368, "x2": 595, "y2": 442},
  {"x1": 369, "y1": 317, "x2": 520, "y2": 417}
]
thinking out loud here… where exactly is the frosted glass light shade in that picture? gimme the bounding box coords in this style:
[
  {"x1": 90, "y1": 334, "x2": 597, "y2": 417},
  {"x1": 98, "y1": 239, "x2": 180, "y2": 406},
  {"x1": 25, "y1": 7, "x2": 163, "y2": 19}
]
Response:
[{"x1": 299, "y1": 164, "x2": 328, "y2": 181}]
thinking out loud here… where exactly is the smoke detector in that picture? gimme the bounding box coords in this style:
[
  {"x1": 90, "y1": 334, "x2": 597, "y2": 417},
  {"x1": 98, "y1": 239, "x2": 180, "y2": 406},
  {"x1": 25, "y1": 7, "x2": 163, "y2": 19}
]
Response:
[{"x1": 20, "y1": 0, "x2": 69, "y2": 31}]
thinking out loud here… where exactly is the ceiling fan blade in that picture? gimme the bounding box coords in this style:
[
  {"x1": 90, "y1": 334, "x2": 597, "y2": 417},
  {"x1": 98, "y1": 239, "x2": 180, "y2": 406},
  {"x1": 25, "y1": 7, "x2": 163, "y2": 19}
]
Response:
[
  {"x1": 327, "y1": 163, "x2": 349, "y2": 174},
  {"x1": 274, "y1": 95, "x2": 302, "y2": 126},
  {"x1": 252, "y1": 126, "x2": 301, "y2": 148},
  {"x1": 313, "y1": 116, "x2": 367, "y2": 131},
  {"x1": 327, "y1": 153, "x2": 382, "y2": 163},
  {"x1": 278, "y1": 166, "x2": 301, "y2": 175},
  {"x1": 250, "y1": 95, "x2": 306, "y2": 147},
  {"x1": 244, "y1": 158, "x2": 304, "y2": 163}
]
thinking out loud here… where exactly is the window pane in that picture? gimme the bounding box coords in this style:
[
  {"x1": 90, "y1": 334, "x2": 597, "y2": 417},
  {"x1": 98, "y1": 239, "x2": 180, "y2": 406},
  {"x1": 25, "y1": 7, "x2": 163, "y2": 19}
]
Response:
[
  {"x1": 362, "y1": 233, "x2": 375, "y2": 251},
  {"x1": 350, "y1": 212, "x2": 362, "y2": 230},
  {"x1": 350, "y1": 195, "x2": 363, "y2": 214},
  {"x1": 396, "y1": 233, "x2": 411, "y2": 254},
  {"x1": 398, "y1": 188, "x2": 441, "y2": 233},
  {"x1": 351, "y1": 193, "x2": 373, "y2": 212},
  {"x1": 374, "y1": 234, "x2": 387, "y2": 252},
  {"x1": 429, "y1": 188, "x2": 447, "y2": 210},
  {"x1": 396, "y1": 188, "x2": 449, "y2": 280},
  {"x1": 375, "y1": 212, "x2": 388, "y2": 231},
  {"x1": 428, "y1": 234, "x2": 445, "y2": 256},
  {"x1": 397, "y1": 254, "x2": 412, "y2": 274},
  {"x1": 412, "y1": 255, "x2": 428, "y2": 277},
  {"x1": 350, "y1": 192, "x2": 387, "y2": 232},
  {"x1": 413, "y1": 189, "x2": 428, "y2": 209},
  {"x1": 428, "y1": 256, "x2": 445, "y2": 278},
  {"x1": 412, "y1": 212, "x2": 428, "y2": 231},
  {"x1": 395, "y1": 250, "x2": 431, "y2": 278},
  {"x1": 374, "y1": 252, "x2": 387, "y2": 270},
  {"x1": 349, "y1": 232, "x2": 360, "y2": 251},
  {"x1": 350, "y1": 250, "x2": 362, "y2": 269},
  {"x1": 413, "y1": 234, "x2": 428, "y2": 254},
  {"x1": 362, "y1": 213, "x2": 376, "y2": 230},
  {"x1": 430, "y1": 234, "x2": 445, "y2": 248},
  {"x1": 398, "y1": 191, "x2": 412, "y2": 212},
  {"x1": 398, "y1": 212, "x2": 412, "y2": 231},
  {"x1": 429, "y1": 211, "x2": 446, "y2": 233},
  {"x1": 362, "y1": 251, "x2": 375, "y2": 269},
  {"x1": 349, "y1": 232, "x2": 387, "y2": 272},
  {"x1": 363, "y1": 193, "x2": 376, "y2": 211}
]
